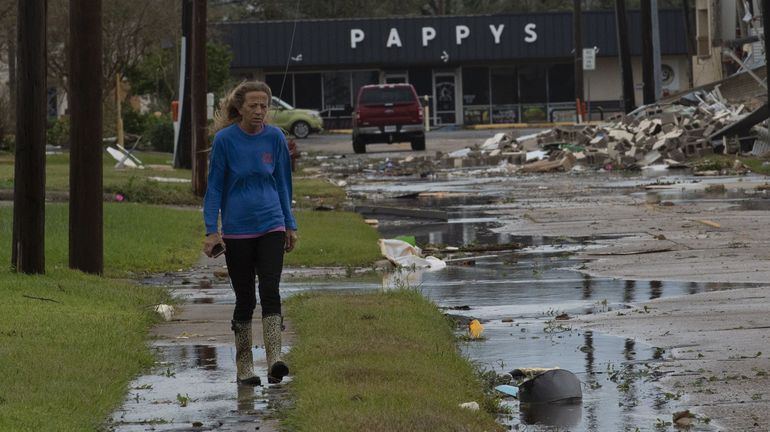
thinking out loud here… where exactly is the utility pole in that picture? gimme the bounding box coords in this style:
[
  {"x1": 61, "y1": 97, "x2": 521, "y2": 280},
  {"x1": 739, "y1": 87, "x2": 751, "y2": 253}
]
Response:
[
  {"x1": 12, "y1": 0, "x2": 47, "y2": 274},
  {"x1": 681, "y1": 0, "x2": 695, "y2": 88},
  {"x1": 7, "y1": 24, "x2": 16, "y2": 121},
  {"x1": 191, "y1": 0, "x2": 207, "y2": 197},
  {"x1": 69, "y1": 0, "x2": 103, "y2": 274},
  {"x1": 650, "y1": 0, "x2": 662, "y2": 100},
  {"x1": 765, "y1": 0, "x2": 770, "y2": 105},
  {"x1": 574, "y1": 0, "x2": 585, "y2": 123},
  {"x1": 174, "y1": 0, "x2": 193, "y2": 169},
  {"x1": 615, "y1": 0, "x2": 635, "y2": 113},
  {"x1": 640, "y1": 0, "x2": 655, "y2": 104},
  {"x1": 116, "y1": 73, "x2": 124, "y2": 148}
]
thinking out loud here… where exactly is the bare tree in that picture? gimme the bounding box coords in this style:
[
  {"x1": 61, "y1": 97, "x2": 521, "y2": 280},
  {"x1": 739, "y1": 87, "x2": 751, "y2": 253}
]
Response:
[{"x1": 46, "y1": 0, "x2": 179, "y2": 101}]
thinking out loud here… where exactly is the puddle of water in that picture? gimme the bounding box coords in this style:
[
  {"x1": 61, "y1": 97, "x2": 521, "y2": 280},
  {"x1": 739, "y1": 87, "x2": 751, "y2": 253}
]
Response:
[{"x1": 110, "y1": 345, "x2": 274, "y2": 431}]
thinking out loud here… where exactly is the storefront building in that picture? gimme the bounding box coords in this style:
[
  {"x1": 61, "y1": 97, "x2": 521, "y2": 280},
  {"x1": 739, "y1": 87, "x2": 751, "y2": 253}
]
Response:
[{"x1": 217, "y1": 10, "x2": 690, "y2": 127}]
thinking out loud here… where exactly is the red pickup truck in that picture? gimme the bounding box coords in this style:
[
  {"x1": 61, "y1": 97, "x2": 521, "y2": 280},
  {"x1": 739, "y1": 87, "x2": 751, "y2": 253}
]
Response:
[{"x1": 352, "y1": 84, "x2": 426, "y2": 154}]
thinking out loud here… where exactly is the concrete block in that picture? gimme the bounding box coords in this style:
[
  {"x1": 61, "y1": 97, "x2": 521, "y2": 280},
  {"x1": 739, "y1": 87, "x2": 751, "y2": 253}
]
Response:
[
  {"x1": 609, "y1": 129, "x2": 635, "y2": 142},
  {"x1": 652, "y1": 139, "x2": 667, "y2": 151},
  {"x1": 668, "y1": 148, "x2": 686, "y2": 162},
  {"x1": 660, "y1": 112, "x2": 677, "y2": 125},
  {"x1": 641, "y1": 150, "x2": 663, "y2": 166}
]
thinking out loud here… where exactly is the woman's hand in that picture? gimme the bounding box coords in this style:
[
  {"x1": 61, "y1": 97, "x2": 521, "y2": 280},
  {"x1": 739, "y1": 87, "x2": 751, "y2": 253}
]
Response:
[
  {"x1": 285, "y1": 230, "x2": 298, "y2": 253},
  {"x1": 203, "y1": 233, "x2": 225, "y2": 257}
]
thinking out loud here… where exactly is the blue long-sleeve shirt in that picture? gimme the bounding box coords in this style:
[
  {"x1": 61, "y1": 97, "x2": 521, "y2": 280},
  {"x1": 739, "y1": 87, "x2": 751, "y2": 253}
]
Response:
[{"x1": 203, "y1": 124, "x2": 297, "y2": 236}]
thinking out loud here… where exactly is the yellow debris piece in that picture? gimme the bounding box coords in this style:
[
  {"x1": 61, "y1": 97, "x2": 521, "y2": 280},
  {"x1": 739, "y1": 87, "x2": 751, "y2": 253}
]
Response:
[{"x1": 468, "y1": 319, "x2": 484, "y2": 339}]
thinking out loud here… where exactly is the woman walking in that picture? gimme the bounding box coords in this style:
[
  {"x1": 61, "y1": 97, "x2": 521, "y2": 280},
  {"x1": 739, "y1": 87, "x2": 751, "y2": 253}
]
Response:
[{"x1": 203, "y1": 80, "x2": 298, "y2": 385}]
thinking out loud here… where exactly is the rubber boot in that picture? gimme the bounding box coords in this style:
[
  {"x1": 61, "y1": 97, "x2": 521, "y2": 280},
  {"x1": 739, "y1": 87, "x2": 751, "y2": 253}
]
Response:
[
  {"x1": 231, "y1": 320, "x2": 261, "y2": 386},
  {"x1": 262, "y1": 314, "x2": 289, "y2": 384}
]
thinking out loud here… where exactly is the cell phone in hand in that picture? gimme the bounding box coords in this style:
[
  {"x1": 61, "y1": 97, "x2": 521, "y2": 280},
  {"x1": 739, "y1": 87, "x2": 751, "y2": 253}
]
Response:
[{"x1": 211, "y1": 243, "x2": 225, "y2": 258}]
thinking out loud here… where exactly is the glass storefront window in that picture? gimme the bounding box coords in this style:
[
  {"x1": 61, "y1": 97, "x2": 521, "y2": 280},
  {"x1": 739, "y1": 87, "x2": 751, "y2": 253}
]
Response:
[
  {"x1": 352, "y1": 71, "x2": 379, "y2": 105},
  {"x1": 463, "y1": 67, "x2": 490, "y2": 125},
  {"x1": 266, "y1": 74, "x2": 293, "y2": 104},
  {"x1": 492, "y1": 104, "x2": 518, "y2": 123},
  {"x1": 323, "y1": 72, "x2": 352, "y2": 115},
  {"x1": 464, "y1": 106, "x2": 490, "y2": 124},
  {"x1": 462, "y1": 67, "x2": 489, "y2": 106},
  {"x1": 294, "y1": 73, "x2": 322, "y2": 110},
  {"x1": 521, "y1": 103, "x2": 547, "y2": 122},
  {"x1": 491, "y1": 68, "x2": 517, "y2": 105},
  {"x1": 519, "y1": 65, "x2": 547, "y2": 103},
  {"x1": 548, "y1": 63, "x2": 574, "y2": 103}
]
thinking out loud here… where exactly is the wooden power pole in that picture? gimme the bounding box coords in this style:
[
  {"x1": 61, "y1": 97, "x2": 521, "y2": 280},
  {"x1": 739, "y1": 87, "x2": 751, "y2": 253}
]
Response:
[
  {"x1": 615, "y1": 0, "x2": 635, "y2": 113},
  {"x1": 640, "y1": 0, "x2": 656, "y2": 104},
  {"x1": 191, "y1": 0, "x2": 207, "y2": 197},
  {"x1": 764, "y1": 0, "x2": 770, "y2": 105},
  {"x1": 174, "y1": 0, "x2": 192, "y2": 169},
  {"x1": 69, "y1": 0, "x2": 103, "y2": 274},
  {"x1": 12, "y1": 0, "x2": 47, "y2": 274},
  {"x1": 573, "y1": 0, "x2": 585, "y2": 123}
]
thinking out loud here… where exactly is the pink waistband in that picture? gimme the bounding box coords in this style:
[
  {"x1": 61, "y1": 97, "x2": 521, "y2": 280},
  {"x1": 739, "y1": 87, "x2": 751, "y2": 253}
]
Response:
[{"x1": 222, "y1": 226, "x2": 286, "y2": 239}]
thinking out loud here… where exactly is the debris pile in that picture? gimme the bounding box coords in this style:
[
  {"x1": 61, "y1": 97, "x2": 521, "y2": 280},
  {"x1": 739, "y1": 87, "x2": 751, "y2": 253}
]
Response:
[{"x1": 445, "y1": 87, "x2": 767, "y2": 172}]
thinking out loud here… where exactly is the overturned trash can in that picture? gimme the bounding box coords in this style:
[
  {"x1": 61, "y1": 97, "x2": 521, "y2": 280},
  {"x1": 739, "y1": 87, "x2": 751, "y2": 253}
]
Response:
[
  {"x1": 517, "y1": 368, "x2": 582, "y2": 403},
  {"x1": 517, "y1": 369, "x2": 583, "y2": 427}
]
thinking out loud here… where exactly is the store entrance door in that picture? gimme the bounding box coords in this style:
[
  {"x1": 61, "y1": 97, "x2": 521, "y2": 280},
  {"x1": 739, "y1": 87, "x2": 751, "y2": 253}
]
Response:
[{"x1": 433, "y1": 72, "x2": 456, "y2": 125}]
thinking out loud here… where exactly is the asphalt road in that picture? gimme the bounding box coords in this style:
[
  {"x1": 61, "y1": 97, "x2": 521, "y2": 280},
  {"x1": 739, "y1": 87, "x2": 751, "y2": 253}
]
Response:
[{"x1": 295, "y1": 127, "x2": 543, "y2": 157}]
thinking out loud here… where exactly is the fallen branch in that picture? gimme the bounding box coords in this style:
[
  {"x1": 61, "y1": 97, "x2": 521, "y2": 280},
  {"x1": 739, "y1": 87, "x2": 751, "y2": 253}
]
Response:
[{"x1": 22, "y1": 295, "x2": 62, "y2": 304}]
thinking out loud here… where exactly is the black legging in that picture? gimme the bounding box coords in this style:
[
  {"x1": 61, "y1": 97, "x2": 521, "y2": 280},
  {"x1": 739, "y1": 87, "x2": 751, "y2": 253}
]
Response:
[{"x1": 223, "y1": 231, "x2": 285, "y2": 321}]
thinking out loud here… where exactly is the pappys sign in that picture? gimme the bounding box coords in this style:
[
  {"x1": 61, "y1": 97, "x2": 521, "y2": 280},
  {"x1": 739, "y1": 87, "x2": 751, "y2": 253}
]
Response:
[
  {"x1": 223, "y1": 14, "x2": 585, "y2": 68},
  {"x1": 221, "y1": 11, "x2": 689, "y2": 69},
  {"x1": 323, "y1": 15, "x2": 563, "y2": 65}
]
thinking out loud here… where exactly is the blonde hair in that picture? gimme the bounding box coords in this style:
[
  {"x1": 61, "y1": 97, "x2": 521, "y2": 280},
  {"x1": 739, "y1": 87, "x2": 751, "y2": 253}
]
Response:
[{"x1": 211, "y1": 80, "x2": 273, "y2": 133}]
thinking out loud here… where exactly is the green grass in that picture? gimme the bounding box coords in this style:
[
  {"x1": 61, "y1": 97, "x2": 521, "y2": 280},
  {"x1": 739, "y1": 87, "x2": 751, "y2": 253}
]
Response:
[
  {"x1": 0, "y1": 203, "x2": 203, "y2": 277},
  {"x1": 293, "y1": 177, "x2": 348, "y2": 210},
  {"x1": 0, "y1": 151, "x2": 198, "y2": 205},
  {"x1": 0, "y1": 151, "x2": 190, "y2": 191},
  {"x1": 0, "y1": 269, "x2": 168, "y2": 432},
  {"x1": 693, "y1": 154, "x2": 770, "y2": 176},
  {"x1": 0, "y1": 202, "x2": 197, "y2": 431},
  {"x1": 287, "y1": 210, "x2": 382, "y2": 267},
  {"x1": 284, "y1": 289, "x2": 503, "y2": 432}
]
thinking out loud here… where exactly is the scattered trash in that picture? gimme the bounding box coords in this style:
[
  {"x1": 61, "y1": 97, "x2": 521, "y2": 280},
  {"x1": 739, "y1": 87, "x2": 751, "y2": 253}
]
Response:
[
  {"x1": 106, "y1": 145, "x2": 144, "y2": 169},
  {"x1": 673, "y1": 410, "x2": 695, "y2": 428},
  {"x1": 694, "y1": 219, "x2": 721, "y2": 229},
  {"x1": 458, "y1": 401, "x2": 480, "y2": 411},
  {"x1": 517, "y1": 369, "x2": 583, "y2": 404},
  {"x1": 468, "y1": 319, "x2": 484, "y2": 339},
  {"x1": 146, "y1": 176, "x2": 190, "y2": 183},
  {"x1": 154, "y1": 304, "x2": 174, "y2": 321},
  {"x1": 378, "y1": 239, "x2": 446, "y2": 270},
  {"x1": 494, "y1": 384, "x2": 520, "y2": 398},
  {"x1": 510, "y1": 367, "x2": 560, "y2": 380}
]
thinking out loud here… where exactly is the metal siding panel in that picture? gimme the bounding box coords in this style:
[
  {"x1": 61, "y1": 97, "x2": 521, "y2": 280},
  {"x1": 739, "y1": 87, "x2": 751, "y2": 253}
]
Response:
[
  {"x1": 218, "y1": 10, "x2": 686, "y2": 70},
  {"x1": 403, "y1": 18, "x2": 419, "y2": 65}
]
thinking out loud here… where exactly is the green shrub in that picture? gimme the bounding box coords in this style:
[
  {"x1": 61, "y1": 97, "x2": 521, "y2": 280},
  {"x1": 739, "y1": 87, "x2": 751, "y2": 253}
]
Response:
[
  {"x1": 0, "y1": 134, "x2": 14, "y2": 152},
  {"x1": 47, "y1": 116, "x2": 70, "y2": 147},
  {"x1": 121, "y1": 104, "x2": 148, "y2": 136},
  {"x1": 148, "y1": 120, "x2": 174, "y2": 153}
]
